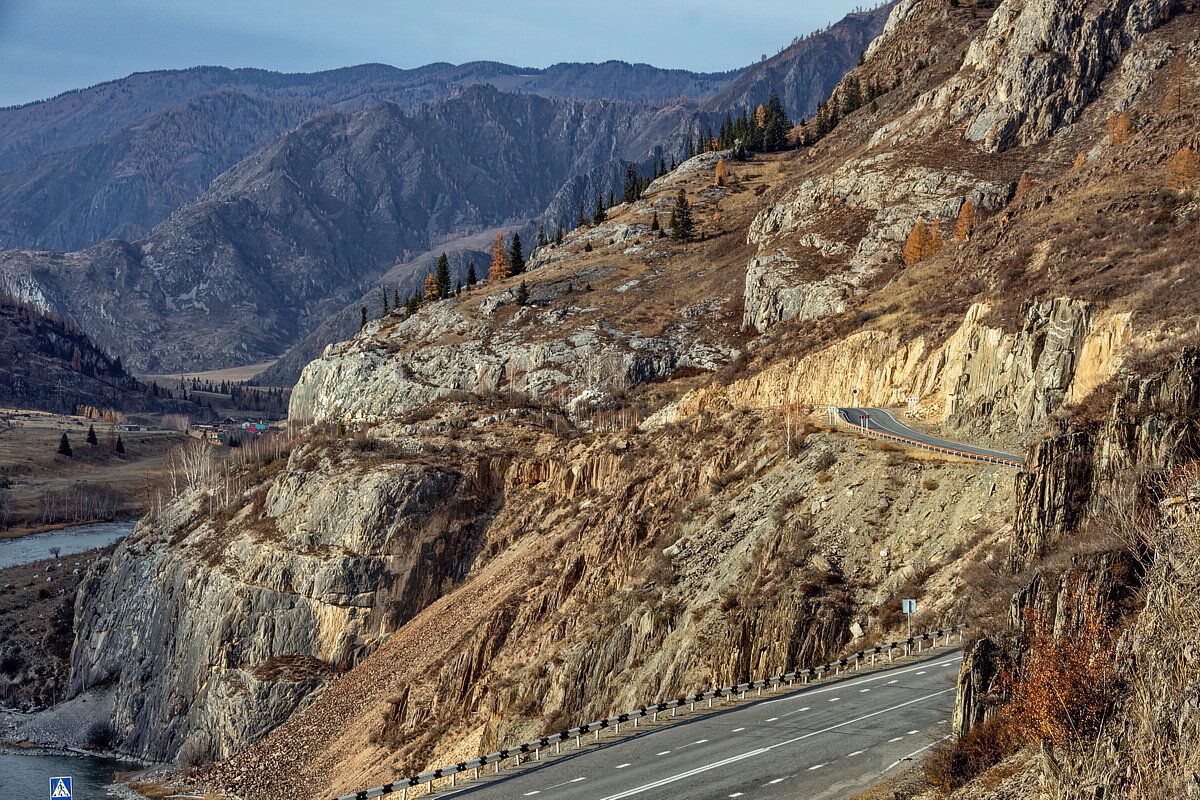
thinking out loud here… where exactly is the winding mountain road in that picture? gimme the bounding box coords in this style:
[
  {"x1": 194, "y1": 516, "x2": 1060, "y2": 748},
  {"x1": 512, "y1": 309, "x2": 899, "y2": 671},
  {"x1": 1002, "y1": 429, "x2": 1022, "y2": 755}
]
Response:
[
  {"x1": 430, "y1": 650, "x2": 961, "y2": 800},
  {"x1": 835, "y1": 407, "x2": 1024, "y2": 467}
]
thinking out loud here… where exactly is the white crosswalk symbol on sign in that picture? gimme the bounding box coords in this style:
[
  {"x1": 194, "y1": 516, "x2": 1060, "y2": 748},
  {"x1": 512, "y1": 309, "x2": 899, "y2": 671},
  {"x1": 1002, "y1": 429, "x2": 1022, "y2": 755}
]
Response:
[{"x1": 50, "y1": 777, "x2": 73, "y2": 798}]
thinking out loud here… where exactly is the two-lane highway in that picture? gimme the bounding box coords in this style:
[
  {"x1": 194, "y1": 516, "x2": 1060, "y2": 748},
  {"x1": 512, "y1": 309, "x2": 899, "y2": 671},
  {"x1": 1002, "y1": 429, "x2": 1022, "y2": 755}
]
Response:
[
  {"x1": 836, "y1": 407, "x2": 1024, "y2": 465},
  {"x1": 436, "y1": 650, "x2": 961, "y2": 800}
]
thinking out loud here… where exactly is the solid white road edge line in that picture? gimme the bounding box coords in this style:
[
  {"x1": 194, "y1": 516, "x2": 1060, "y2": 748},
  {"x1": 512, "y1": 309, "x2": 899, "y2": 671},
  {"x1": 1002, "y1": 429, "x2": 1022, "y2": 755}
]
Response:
[{"x1": 883, "y1": 736, "x2": 951, "y2": 773}]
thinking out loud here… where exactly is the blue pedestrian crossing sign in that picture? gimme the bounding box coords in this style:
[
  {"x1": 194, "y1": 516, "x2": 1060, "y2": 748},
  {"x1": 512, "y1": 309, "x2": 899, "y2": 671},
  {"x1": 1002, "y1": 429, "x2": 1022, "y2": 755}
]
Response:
[{"x1": 50, "y1": 776, "x2": 73, "y2": 799}]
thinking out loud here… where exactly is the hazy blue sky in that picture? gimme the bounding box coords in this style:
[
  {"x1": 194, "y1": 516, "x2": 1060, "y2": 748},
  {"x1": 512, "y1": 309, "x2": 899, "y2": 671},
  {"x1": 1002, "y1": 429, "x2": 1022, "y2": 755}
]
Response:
[{"x1": 0, "y1": 0, "x2": 871, "y2": 106}]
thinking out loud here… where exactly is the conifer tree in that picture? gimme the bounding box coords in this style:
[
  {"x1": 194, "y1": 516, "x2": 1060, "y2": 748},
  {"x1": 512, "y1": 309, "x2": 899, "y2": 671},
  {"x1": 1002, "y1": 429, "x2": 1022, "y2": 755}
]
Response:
[
  {"x1": 515, "y1": 281, "x2": 529, "y2": 306},
  {"x1": 952, "y1": 200, "x2": 976, "y2": 241},
  {"x1": 583, "y1": 241, "x2": 593, "y2": 252},
  {"x1": 57, "y1": 433, "x2": 73, "y2": 457},
  {"x1": 115, "y1": 436, "x2": 125, "y2": 455},
  {"x1": 1161, "y1": 61, "x2": 1187, "y2": 114},
  {"x1": 467, "y1": 263, "x2": 478, "y2": 286},
  {"x1": 714, "y1": 157, "x2": 728, "y2": 186},
  {"x1": 1168, "y1": 145, "x2": 1199, "y2": 191},
  {"x1": 763, "y1": 91, "x2": 792, "y2": 151},
  {"x1": 903, "y1": 220, "x2": 929, "y2": 267},
  {"x1": 509, "y1": 233, "x2": 525, "y2": 276},
  {"x1": 1012, "y1": 172, "x2": 1034, "y2": 204},
  {"x1": 650, "y1": 212, "x2": 660, "y2": 232},
  {"x1": 577, "y1": 201, "x2": 586, "y2": 229},
  {"x1": 608, "y1": 191, "x2": 618, "y2": 209},
  {"x1": 536, "y1": 225, "x2": 548, "y2": 249},
  {"x1": 593, "y1": 193, "x2": 606, "y2": 225},
  {"x1": 489, "y1": 232, "x2": 511, "y2": 280},
  {"x1": 622, "y1": 163, "x2": 641, "y2": 204},
  {"x1": 435, "y1": 253, "x2": 451, "y2": 297},
  {"x1": 87, "y1": 424, "x2": 98, "y2": 446},
  {"x1": 554, "y1": 228, "x2": 564, "y2": 246},
  {"x1": 423, "y1": 273, "x2": 438, "y2": 300},
  {"x1": 669, "y1": 188, "x2": 695, "y2": 240},
  {"x1": 394, "y1": 286, "x2": 401, "y2": 309},
  {"x1": 360, "y1": 307, "x2": 368, "y2": 330},
  {"x1": 380, "y1": 286, "x2": 389, "y2": 317},
  {"x1": 1107, "y1": 110, "x2": 1133, "y2": 145}
]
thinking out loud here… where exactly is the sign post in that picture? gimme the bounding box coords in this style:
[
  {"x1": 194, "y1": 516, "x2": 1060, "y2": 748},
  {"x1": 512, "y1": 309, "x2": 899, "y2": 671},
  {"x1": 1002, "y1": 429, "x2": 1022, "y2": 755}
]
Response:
[
  {"x1": 859, "y1": 413, "x2": 870, "y2": 431},
  {"x1": 901, "y1": 599, "x2": 917, "y2": 640},
  {"x1": 50, "y1": 777, "x2": 73, "y2": 799}
]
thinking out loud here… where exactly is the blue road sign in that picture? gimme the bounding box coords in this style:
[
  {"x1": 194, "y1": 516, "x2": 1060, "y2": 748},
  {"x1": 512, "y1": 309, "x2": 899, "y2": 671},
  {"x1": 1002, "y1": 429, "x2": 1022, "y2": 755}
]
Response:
[{"x1": 50, "y1": 776, "x2": 73, "y2": 799}]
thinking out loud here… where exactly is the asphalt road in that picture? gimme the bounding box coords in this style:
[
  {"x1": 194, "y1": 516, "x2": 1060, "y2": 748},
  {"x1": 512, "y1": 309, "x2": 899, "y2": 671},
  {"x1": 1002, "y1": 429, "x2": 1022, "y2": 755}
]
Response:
[
  {"x1": 435, "y1": 649, "x2": 962, "y2": 800},
  {"x1": 836, "y1": 407, "x2": 1024, "y2": 465}
]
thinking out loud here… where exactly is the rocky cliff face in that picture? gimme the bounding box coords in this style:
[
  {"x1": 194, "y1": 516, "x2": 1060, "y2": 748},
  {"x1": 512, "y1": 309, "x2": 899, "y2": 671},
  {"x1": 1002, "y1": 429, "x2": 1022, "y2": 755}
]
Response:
[
  {"x1": 1012, "y1": 349, "x2": 1200, "y2": 569},
  {"x1": 682, "y1": 297, "x2": 1131, "y2": 447},
  {"x1": 71, "y1": 439, "x2": 500, "y2": 761}
]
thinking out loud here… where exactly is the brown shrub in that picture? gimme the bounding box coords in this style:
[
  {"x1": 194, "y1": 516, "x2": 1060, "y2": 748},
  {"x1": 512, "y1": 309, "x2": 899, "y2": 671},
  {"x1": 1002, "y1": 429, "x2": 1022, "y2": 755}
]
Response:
[
  {"x1": 1003, "y1": 597, "x2": 1119, "y2": 745},
  {"x1": 924, "y1": 715, "x2": 1022, "y2": 793}
]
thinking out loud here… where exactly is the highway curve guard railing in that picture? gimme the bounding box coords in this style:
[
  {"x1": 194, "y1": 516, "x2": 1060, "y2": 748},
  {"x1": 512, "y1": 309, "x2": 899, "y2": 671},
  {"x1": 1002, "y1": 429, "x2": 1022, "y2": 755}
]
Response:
[
  {"x1": 835, "y1": 412, "x2": 1024, "y2": 469},
  {"x1": 331, "y1": 624, "x2": 967, "y2": 799}
]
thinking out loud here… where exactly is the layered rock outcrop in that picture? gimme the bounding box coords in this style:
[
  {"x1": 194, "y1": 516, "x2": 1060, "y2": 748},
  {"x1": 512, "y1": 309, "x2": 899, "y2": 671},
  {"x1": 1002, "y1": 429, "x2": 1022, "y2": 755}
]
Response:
[{"x1": 684, "y1": 297, "x2": 1132, "y2": 445}]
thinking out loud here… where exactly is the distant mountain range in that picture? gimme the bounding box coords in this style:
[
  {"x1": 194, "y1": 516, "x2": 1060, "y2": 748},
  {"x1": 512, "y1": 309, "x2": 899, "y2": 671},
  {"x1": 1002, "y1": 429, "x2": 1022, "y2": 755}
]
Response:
[{"x1": 0, "y1": 7, "x2": 891, "y2": 377}]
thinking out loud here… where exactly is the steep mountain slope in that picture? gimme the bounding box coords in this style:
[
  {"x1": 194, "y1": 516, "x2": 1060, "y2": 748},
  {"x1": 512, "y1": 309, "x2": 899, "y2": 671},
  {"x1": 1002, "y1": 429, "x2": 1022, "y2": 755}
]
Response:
[
  {"x1": 49, "y1": 0, "x2": 1200, "y2": 798},
  {"x1": 0, "y1": 91, "x2": 324, "y2": 252},
  {"x1": 705, "y1": 3, "x2": 894, "y2": 117},
  {"x1": 0, "y1": 61, "x2": 737, "y2": 254},
  {"x1": 0, "y1": 86, "x2": 700, "y2": 373},
  {"x1": 0, "y1": 61, "x2": 737, "y2": 174},
  {"x1": 0, "y1": 292, "x2": 167, "y2": 414}
]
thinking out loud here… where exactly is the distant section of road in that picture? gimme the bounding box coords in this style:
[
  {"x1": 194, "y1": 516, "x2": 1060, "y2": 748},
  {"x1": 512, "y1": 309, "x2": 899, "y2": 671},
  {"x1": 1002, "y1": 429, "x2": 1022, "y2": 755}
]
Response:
[
  {"x1": 835, "y1": 407, "x2": 1024, "y2": 468},
  {"x1": 435, "y1": 650, "x2": 962, "y2": 800}
]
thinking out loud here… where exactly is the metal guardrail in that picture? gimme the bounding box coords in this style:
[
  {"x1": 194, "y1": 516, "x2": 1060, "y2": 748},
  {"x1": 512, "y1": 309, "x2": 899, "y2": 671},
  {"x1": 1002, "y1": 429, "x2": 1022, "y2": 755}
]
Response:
[
  {"x1": 331, "y1": 625, "x2": 967, "y2": 799},
  {"x1": 834, "y1": 410, "x2": 1024, "y2": 469}
]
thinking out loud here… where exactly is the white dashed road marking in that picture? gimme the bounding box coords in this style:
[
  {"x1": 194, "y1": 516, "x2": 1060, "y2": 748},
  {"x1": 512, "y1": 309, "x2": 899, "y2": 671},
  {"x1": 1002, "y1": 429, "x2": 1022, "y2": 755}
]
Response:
[
  {"x1": 616, "y1": 764, "x2": 631, "y2": 769},
  {"x1": 848, "y1": 750, "x2": 866, "y2": 756},
  {"x1": 889, "y1": 736, "x2": 904, "y2": 742},
  {"x1": 808, "y1": 763, "x2": 827, "y2": 770},
  {"x1": 598, "y1": 688, "x2": 956, "y2": 800},
  {"x1": 656, "y1": 751, "x2": 671, "y2": 756},
  {"x1": 766, "y1": 717, "x2": 779, "y2": 722},
  {"x1": 732, "y1": 727, "x2": 745, "y2": 732}
]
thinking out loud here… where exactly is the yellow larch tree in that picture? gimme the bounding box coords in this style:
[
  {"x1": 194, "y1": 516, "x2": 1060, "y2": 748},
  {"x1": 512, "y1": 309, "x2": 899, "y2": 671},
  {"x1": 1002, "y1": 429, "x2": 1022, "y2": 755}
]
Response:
[
  {"x1": 1106, "y1": 110, "x2": 1133, "y2": 145},
  {"x1": 1167, "y1": 145, "x2": 1199, "y2": 191},
  {"x1": 923, "y1": 223, "x2": 944, "y2": 260},
  {"x1": 714, "y1": 157, "x2": 728, "y2": 186},
  {"x1": 903, "y1": 220, "x2": 929, "y2": 267},
  {"x1": 423, "y1": 273, "x2": 438, "y2": 300},
  {"x1": 1161, "y1": 61, "x2": 1188, "y2": 115},
  {"x1": 1012, "y1": 172, "x2": 1034, "y2": 205},
  {"x1": 489, "y1": 231, "x2": 510, "y2": 281},
  {"x1": 953, "y1": 200, "x2": 976, "y2": 241},
  {"x1": 1073, "y1": 151, "x2": 1088, "y2": 170}
]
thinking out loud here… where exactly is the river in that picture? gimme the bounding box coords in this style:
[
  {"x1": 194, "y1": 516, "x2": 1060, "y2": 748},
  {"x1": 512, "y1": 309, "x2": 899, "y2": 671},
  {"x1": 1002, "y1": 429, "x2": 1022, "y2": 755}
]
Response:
[
  {"x1": 0, "y1": 520, "x2": 136, "y2": 569},
  {"x1": 0, "y1": 751, "x2": 142, "y2": 798}
]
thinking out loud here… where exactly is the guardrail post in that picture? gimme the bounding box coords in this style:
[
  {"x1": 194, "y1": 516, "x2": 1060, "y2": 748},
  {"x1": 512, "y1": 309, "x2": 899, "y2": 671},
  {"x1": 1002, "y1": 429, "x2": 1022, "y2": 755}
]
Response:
[
  {"x1": 653, "y1": 711, "x2": 658, "y2": 722},
  {"x1": 889, "y1": 646, "x2": 894, "y2": 662},
  {"x1": 958, "y1": 628, "x2": 963, "y2": 643},
  {"x1": 474, "y1": 767, "x2": 480, "y2": 779},
  {"x1": 871, "y1": 652, "x2": 876, "y2": 666},
  {"x1": 615, "y1": 722, "x2": 620, "y2": 734},
  {"x1": 576, "y1": 734, "x2": 581, "y2": 749},
  {"x1": 402, "y1": 787, "x2": 408, "y2": 799},
  {"x1": 707, "y1": 698, "x2": 712, "y2": 708}
]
